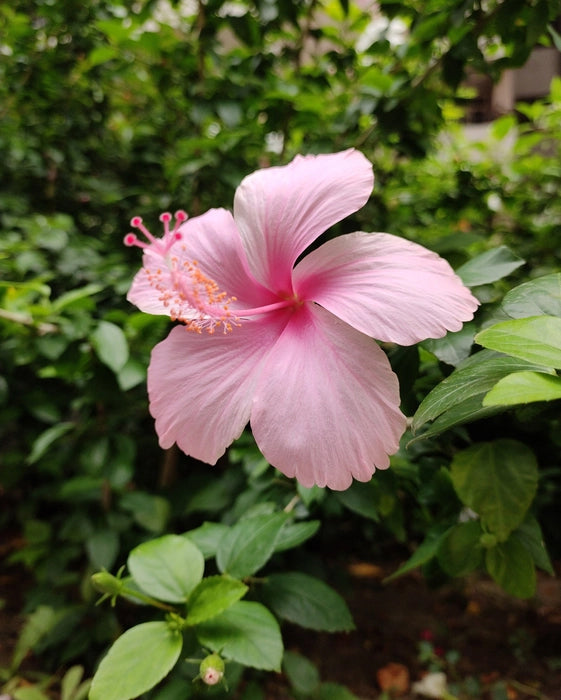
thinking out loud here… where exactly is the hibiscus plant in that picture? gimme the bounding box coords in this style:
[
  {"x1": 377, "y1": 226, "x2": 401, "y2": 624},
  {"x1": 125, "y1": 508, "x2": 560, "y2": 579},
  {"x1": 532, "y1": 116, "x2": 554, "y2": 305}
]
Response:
[{"x1": 86, "y1": 150, "x2": 557, "y2": 698}]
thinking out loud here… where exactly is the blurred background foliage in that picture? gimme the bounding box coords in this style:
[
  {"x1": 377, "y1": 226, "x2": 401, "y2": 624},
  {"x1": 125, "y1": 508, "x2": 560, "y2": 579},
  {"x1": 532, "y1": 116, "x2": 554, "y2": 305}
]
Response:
[{"x1": 1, "y1": 0, "x2": 561, "y2": 692}]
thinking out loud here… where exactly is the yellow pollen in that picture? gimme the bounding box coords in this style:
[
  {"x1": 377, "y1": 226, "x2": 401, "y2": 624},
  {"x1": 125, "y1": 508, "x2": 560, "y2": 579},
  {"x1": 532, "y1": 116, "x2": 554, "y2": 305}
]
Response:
[{"x1": 144, "y1": 257, "x2": 238, "y2": 334}]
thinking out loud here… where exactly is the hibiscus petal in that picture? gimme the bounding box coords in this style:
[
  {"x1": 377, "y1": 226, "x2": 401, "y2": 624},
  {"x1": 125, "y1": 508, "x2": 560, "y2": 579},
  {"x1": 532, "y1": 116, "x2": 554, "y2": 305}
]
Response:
[
  {"x1": 250, "y1": 305, "x2": 406, "y2": 490},
  {"x1": 176, "y1": 208, "x2": 277, "y2": 307},
  {"x1": 233, "y1": 150, "x2": 374, "y2": 294},
  {"x1": 147, "y1": 314, "x2": 289, "y2": 464},
  {"x1": 293, "y1": 232, "x2": 479, "y2": 345},
  {"x1": 128, "y1": 209, "x2": 274, "y2": 316},
  {"x1": 127, "y1": 261, "x2": 173, "y2": 316}
]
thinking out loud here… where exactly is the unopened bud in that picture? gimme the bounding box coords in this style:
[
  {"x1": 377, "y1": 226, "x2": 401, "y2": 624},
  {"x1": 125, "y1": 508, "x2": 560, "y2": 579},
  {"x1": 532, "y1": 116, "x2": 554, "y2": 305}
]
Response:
[
  {"x1": 199, "y1": 653, "x2": 225, "y2": 686},
  {"x1": 91, "y1": 571, "x2": 124, "y2": 596}
]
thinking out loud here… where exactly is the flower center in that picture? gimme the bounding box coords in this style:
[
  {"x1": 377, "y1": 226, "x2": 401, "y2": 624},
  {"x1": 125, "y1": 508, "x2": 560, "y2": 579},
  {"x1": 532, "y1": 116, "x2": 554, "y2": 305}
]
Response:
[{"x1": 125, "y1": 212, "x2": 239, "y2": 334}]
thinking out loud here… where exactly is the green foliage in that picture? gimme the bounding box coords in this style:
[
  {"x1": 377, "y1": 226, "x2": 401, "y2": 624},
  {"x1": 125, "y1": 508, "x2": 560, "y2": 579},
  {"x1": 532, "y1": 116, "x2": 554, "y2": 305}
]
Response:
[
  {"x1": 196, "y1": 601, "x2": 283, "y2": 672},
  {"x1": 84, "y1": 514, "x2": 352, "y2": 697},
  {"x1": 450, "y1": 440, "x2": 538, "y2": 540},
  {"x1": 128, "y1": 535, "x2": 205, "y2": 603},
  {"x1": 261, "y1": 572, "x2": 355, "y2": 632},
  {"x1": 215, "y1": 512, "x2": 289, "y2": 578},
  {"x1": 89, "y1": 622, "x2": 183, "y2": 700}
]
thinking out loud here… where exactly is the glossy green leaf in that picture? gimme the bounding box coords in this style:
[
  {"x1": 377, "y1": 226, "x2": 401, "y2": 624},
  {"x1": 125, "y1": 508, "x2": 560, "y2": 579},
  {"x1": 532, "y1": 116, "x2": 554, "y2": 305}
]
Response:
[
  {"x1": 411, "y1": 350, "x2": 553, "y2": 441},
  {"x1": 196, "y1": 601, "x2": 283, "y2": 671},
  {"x1": 90, "y1": 320, "x2": 129, "y2": 373},
  {"x1": 89, "y1": 622, "x2": 182, "y2": 700},
  {"x1": 450, "y1": 440, "x2": 538, "y2": 540},
  {"x1": 423, "y1": 321, "x2": 476, "y2": 366},
  {"x1": 384, "y1": 528, "x2": 448, "y2": 582},
  {"x1": 185, "y1": 575, "x2": 248, "y2": 626},
  {"x1": 184, "y1": 522, "x2": 229, "y2": 559},
  {"x1": 485, "y1": 537, "x2": 536, "y2": 599},
  {"x1": 319, "y1": 683, "x2": 360, "y2": 699},
  {"x1": 27, "y1": 422, "x2": 74, "y2": 464},
  {"x1": 501, "y1": 273, "x2": 561, "y2": 319},
  {"x1": 273, "y1": 520, "x2": 320, "y2": 553},
  {"x1": 128, "y1": 535, "x2": 204, "y2": 603},
  {"x1": 335, "y1": 480, "x2": 380, "y2": 521},
  {"x1": 51, "y1": 284, "x2": 103, "y2": 312},
  {"x1": 475, "y1": 316, "x2": 561, "y2": 368},
  {"x1": 120, "y1": 492, "x2": 170, "y2": 533},
  {"x1": 283, "y1": 651, "x2": 320, "y2": 696},
  {"x1": 455, "y1": 246, "x2": 525, "y2": 286},
  {"x1": 216, "y1": 512, "x2": 288, "y2": 579},
  {"x1": 261, "y1": 572, "x2": 354, "y2": 632},
  {"x1": 513, "y1": 516, "x2": 554, "y2": 575},
  {"x1": 116, "y1": 359, "x2": 146, "y2": 391},
  {"x1": 61, "y1": 665, "x2": 90, "y2": 700},
  {"x1": 11, "y1": 606, "x2": 66, "y2": 672},
  {"x1": 483, "y1": 371, "x2": 561, "y2": 406},
  {"x1": 437, "y1": 520, "x2": 484, "y2": 576},
  {"x1": 86, "y1": 529, "x2": 119, "y2": 570},
  {"x1": 12, "y1": 686, "x2": 50, "y2": 700}
]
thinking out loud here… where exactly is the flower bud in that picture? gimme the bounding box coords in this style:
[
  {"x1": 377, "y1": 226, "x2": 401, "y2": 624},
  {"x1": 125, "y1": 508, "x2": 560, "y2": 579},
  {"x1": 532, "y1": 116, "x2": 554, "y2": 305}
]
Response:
[
  {"x1": 91, "y1": 571, "x2": 124, "y2": 596},
  {"x1": 199, "y1": 653, "x2": 225, "y2": 686}
]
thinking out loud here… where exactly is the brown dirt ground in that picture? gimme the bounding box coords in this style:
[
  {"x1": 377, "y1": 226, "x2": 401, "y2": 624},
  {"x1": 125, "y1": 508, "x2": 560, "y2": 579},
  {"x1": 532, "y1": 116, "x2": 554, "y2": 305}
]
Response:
[{"x1": 277, "y1": 559, "x2": 561, "y2": 699}]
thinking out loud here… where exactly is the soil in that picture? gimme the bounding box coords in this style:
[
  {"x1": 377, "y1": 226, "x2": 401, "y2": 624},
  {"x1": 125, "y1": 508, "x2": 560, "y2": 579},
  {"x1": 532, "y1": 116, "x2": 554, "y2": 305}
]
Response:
[
  {"x1": 277, "y1": 559, "x2": 561, "y2": 700},
  {"x1": 2, "y1": 559, "x2": 561, "y2": 700}
]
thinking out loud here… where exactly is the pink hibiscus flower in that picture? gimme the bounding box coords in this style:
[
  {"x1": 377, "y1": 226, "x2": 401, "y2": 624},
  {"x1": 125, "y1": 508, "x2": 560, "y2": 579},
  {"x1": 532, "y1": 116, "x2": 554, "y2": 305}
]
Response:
[{"x1": 126, "y1": 149, "x2": 478, "y2": 490}]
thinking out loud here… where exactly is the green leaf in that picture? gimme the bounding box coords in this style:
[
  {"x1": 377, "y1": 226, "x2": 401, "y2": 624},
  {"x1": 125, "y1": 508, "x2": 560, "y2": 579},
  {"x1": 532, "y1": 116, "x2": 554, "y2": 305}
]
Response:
[
  {"x1": 513, "y1": 515, "x2": 554, "y2": 575},
  {"x1": 90, "y1": 320, "x2": 129, "y2": 373},
  {"x1": 27, "y1": 422, "x2": 74, "y2": 464},
  {"x1": 319, "y1": 683, "x2": 360, "y2": 699},
  {"x1": 184, "y1": 522, "x2": 229, "y2": 559},
  {"x1": 475, "y1": 316, "x2": 561, "y2": 368},
  {"x1": 128, "y1": 535, "x2": 204, "y2": 603},
  {"x1": 11, "y1": 606, "x2": 66, "y2": 671},
  {"x1": 82, "y1": 45, "x2": 119, "y2": 71},
  {"x1": 274, "y1": 520, "x2": 320, "y2": 553},
  {"x1": 261, "y1": 572, "x2": 354, "y2": 632},
  {"x1": 89, "y1": 622, "x2": 183, "y2": 700},
  {"x1": 490, "y1": 114, "x2": 517, "y2": 140},
  {"x1": 51, "y1": 284, "x2": 103, "y2": 312},
  {"x1": 335, "y1": 481, "x2": 380, "y2": 521},
  {"x1": 456, "y1": 246, "x2": 525, "y2": 286},
  {"x1": 13, "y1": 687, "x2": 50, "y2": 700},
  {"x1": 185, "y1": 575, "x2": 248, "y2": 626},
  {"x1": 483, "y1": 370, "x2": 561, "y2": 406},
  {"x1": 410, "y1": 350, "x2": 553, "y2": 441},
  {"x1": 283, "y1": 651, "x2": 320, "y2": 696},
  {"x1": 423, "y1": 322, "x2": 476, "y2": 366},
  {"x1": 485, "y1": 536, "x2": 536, "y2": 599},
  {"x1": 384, "y1": 529, "x2": 448, "y2": 582},
  {"x1": 120, "y1": 492, "x2": 170, "y2": 533},
  {"x1": 116, "y1": 358, "x2": 146, "y2": 391},
  {"x1": 216, "y1": 512, "x2": 288, "y2": 579},
  {"x1": 196, "y1": 601, "x2": 283, "y2": 671},
  {"x1": 437, "y1": 520, "x2": 484, "y2": 576},
  {"x1": 450, "y1": 440, "x2": 538, "y2": 540},
  {"x1": 502, "y1": 272, "x2": 561, "y2": 319},
  {"x1": 61, "y1": 666, "x2": 89, "y2": 700},
  {"x1": 86, "y1": 529, "x2": 119, "y2": 570}
]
